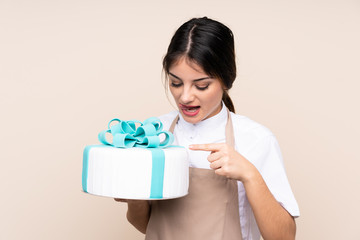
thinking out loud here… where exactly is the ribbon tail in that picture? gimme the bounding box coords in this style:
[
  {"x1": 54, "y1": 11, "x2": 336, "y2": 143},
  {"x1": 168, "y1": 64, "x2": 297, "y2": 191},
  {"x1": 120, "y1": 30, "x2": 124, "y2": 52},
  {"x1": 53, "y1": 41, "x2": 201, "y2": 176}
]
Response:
[{"x1": 149, "y1": 148, "x2": 165, "y2": 199}]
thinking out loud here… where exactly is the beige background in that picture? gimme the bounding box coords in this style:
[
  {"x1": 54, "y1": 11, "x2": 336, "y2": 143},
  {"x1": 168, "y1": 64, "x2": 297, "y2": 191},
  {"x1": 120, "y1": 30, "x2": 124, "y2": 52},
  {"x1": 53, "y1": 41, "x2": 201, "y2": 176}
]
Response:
[{"x1": 1, "y1": 0, "x2": 359, "y2": 239}]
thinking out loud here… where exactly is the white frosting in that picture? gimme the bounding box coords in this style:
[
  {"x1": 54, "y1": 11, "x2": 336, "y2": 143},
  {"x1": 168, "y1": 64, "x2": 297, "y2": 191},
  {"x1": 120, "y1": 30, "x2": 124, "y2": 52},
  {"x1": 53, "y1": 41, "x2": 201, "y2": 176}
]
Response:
[{"x1": 84, "y1": 147, "x2": 189, "y2": 199}]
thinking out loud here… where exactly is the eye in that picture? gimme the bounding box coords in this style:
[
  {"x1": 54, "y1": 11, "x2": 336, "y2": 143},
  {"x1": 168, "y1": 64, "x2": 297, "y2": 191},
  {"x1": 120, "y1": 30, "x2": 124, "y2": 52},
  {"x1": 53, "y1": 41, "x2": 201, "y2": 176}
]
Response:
[
  {"x1": 170, "y1": 82, "x2": 183, "y2": 88},
  {"x1": 196, "y1": 84, "x2": 209, "y2": 91}
]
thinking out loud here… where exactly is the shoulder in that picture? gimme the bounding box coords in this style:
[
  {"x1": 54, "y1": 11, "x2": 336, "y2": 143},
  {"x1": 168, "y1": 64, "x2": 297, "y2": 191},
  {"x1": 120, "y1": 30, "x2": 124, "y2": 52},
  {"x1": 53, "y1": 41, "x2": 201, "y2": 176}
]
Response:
[
  {"x1": 230, "y1": 112, "x2": 274, "y2": 140},
  {"x1": 157, "y1": 111, "x2": 179, "y2": 131},
  {"x1": 229, "y1": 112, "x2": 276, "y2": 153}
]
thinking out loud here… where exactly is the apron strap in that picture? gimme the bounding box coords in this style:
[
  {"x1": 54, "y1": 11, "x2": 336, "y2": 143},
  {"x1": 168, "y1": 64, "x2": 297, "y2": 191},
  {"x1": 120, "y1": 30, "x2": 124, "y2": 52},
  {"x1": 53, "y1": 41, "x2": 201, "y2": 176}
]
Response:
[
  {"x1": 169, "y1": 115, "x2": 179, "y2": 134},
  {"x1": 225, "y1": 109, "x2": 235, "y2": 148}
]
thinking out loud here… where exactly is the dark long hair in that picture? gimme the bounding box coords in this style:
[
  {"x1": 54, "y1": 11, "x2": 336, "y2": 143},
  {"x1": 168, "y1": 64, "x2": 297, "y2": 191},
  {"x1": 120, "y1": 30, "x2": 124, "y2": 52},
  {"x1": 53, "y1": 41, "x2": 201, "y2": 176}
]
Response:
[{"x1": 163, "y1": 17, "x2": 236, "y2": 113}]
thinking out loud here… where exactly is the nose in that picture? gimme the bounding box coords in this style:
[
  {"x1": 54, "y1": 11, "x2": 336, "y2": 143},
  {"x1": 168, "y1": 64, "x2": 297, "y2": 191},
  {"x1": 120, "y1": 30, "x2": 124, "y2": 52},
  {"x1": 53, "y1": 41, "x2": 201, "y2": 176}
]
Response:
[{"x1": 179, "y1": 85, "x2": 195, "y2": 104}]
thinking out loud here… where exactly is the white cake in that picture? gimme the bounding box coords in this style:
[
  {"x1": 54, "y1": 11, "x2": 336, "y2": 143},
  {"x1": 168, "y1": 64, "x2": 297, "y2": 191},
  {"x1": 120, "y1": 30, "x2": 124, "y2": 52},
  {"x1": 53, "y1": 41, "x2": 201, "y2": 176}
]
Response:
[{"x1": 82, "y1": 145, "x2": 189, "y2": 199}]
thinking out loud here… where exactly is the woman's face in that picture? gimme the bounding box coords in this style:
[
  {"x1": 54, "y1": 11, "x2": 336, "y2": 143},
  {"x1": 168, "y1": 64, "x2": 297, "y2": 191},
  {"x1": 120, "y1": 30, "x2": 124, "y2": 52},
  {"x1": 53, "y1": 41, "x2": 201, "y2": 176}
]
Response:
[{"x1": 168, "y1": 57, "x2": 224, "y2": 124}]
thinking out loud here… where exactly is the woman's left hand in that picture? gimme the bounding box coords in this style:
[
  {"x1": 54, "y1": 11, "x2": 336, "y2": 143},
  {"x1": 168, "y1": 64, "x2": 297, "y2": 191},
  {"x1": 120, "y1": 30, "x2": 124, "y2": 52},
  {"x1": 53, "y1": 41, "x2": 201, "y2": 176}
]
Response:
[{"x1": 189, "y1": 143, "x2": 257, "y2": 183}]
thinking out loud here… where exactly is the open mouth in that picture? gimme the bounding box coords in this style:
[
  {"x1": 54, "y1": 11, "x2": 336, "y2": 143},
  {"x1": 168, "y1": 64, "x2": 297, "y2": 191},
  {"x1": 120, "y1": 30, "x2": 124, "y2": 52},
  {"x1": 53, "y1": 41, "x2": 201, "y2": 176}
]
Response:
[{"x1": 179, "y1": 104, "x2": 200, "y2": 116}]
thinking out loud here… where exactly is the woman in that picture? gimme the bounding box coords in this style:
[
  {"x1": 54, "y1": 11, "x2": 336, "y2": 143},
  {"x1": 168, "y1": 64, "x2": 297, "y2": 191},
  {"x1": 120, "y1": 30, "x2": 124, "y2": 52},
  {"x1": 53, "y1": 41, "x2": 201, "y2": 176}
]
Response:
[{"x1": 117, "y1": 17, "x2": 299, "y2": 240}]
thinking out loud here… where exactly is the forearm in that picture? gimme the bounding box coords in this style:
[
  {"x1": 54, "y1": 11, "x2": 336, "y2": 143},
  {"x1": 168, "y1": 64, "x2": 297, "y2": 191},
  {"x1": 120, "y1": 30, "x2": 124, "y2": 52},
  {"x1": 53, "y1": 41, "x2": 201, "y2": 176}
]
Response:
[
  {"x1": 243, "y1": 170, "x2": 296, "y2": 240},
  {"x1": 126, "y1": 200, "x2": 151, "y2": 234}
]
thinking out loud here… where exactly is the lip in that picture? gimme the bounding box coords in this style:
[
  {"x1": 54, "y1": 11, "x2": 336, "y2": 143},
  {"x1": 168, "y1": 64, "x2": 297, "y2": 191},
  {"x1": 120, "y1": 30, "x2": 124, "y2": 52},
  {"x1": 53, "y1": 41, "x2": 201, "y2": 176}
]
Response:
[
  {"x1": 179, "y1": 103, "x2": 199, "y2": 108},
  {"x1": 179, "y1": 104, "x2": 201, "y2": 117}
]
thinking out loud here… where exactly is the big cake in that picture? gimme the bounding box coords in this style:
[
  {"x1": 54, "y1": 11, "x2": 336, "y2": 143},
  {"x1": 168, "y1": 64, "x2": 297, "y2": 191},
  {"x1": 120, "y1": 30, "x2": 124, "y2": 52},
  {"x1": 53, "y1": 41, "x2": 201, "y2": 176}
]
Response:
[{"x1": 82, "y1": 117, "x2": 189, "y2": 200}]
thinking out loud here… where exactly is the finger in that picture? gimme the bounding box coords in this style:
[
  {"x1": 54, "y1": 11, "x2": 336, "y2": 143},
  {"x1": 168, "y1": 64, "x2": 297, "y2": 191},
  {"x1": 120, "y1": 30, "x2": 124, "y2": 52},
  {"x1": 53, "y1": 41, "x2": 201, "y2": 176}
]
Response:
[
  {"x1": 114, "y1": 198, "x2": 127, "y2": 202},
  {"x1": 207, "y1": 151, "x2": 223, "y2": 162},
  {"x1": 189, "y1": 143, "x2": 224, "y2": 152},
  {"x1": 214, "y1": 168, "x2": 229, "y2": 178},
  {"x1": 209, "y1": 159, "x2": 222, "y2": 170},
  {"x1": 214, "y1": 168, "x2": 225, "y2": 176}
]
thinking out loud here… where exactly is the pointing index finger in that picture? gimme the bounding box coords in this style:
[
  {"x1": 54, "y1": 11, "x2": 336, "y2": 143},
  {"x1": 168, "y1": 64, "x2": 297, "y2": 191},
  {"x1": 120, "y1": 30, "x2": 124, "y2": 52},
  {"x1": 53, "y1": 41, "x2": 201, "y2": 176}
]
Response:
[{"x1": 189, "y1": 143, "x2": 223, "y2": 152}]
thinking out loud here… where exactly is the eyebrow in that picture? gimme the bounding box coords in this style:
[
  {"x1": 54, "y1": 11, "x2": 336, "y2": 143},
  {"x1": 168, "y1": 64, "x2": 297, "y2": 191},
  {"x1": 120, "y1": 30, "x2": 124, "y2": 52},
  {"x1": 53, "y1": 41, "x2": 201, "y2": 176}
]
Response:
[{"x1": 168, "y1": 72, "x2": 212, "y2": 82}]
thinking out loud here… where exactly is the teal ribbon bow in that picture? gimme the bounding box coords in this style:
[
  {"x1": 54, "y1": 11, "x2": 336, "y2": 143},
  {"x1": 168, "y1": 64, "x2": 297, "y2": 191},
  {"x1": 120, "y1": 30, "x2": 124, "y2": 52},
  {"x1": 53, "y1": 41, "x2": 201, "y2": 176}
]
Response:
[{"x1": 98, "y1": 117, "x2": 174, "y2": 148}]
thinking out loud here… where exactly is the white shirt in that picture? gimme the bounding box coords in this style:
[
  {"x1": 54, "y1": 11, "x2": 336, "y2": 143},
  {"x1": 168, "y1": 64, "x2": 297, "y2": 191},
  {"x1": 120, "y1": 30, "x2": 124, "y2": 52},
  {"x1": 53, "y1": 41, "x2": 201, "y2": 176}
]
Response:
[{"x1": 158, "y1": 103, "x2": 300, "y2": 240}]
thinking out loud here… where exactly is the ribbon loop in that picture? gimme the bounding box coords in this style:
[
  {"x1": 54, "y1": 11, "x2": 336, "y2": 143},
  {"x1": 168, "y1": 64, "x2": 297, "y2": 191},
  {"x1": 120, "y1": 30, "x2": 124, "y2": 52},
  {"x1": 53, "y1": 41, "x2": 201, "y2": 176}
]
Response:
[
  {"x1": 134, "y1": 124, "x2": 157, "y2": 141},
  {"x1": 143, "y1": 117, "x2": 163, "y2": 132},
  {"x1": 158, "y1": 131, "x2": 174, "y2": 148},
  {"x1": 98, "y1": 117, "x2": 173, "y2": 148},
  {"x1": 108, "y1": 118, "x2": 121, "y2": 130}
]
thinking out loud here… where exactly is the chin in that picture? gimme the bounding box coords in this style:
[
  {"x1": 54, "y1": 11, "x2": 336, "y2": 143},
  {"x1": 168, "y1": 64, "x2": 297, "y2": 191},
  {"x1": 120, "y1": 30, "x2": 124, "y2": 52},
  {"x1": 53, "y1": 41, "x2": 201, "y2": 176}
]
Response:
[{"x1": 181, "y1": 114, "x2": 202, "y2": 124}]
